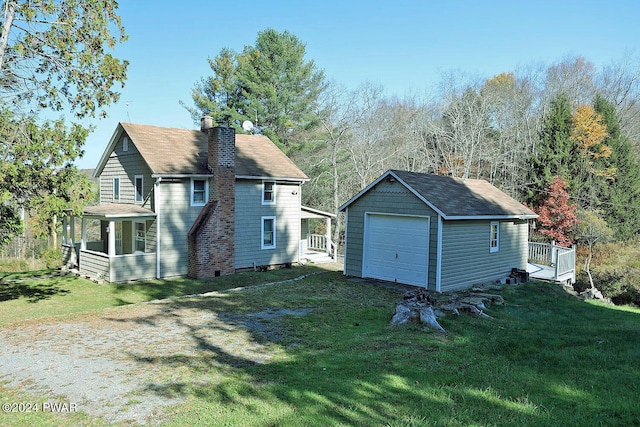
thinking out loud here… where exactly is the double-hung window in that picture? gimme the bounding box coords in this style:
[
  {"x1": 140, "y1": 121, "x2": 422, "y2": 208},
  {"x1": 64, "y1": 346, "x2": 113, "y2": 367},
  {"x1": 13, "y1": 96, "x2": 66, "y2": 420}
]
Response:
[
  {"x1": 262, "y1": 181, "x2": 275, "y2": 205},
  {"x1": 490, "y1": 221, "x2": 500, "y2": 253},
  {"x1": 262, "y1": 216, "x2": 276, "y2": 249},
  {"x1": 191, "y1": 178, "x2": 208, "y2": 206}
]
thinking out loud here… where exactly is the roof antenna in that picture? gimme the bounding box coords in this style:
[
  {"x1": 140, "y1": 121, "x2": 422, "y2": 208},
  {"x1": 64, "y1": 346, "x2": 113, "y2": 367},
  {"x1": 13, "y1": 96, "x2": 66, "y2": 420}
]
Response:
[{"x1": 125, "y1": 101, "x2": 131, "y2": 122}]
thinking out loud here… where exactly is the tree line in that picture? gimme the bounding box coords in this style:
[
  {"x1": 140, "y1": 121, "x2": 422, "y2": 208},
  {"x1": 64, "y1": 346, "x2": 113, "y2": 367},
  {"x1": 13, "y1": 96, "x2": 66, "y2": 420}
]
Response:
[
  {"x1": 185, "y1": 29, "x2": 640, "y2": 246},
  {"x1": 3, "y1": 14, "x2": 640, "y2": 257}
]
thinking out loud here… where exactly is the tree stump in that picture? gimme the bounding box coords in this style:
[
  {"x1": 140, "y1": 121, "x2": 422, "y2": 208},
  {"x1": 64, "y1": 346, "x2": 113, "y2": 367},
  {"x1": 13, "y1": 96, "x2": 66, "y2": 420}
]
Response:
[{"x1": 390, "y1": 287, "x2": 501, "y2": 332}]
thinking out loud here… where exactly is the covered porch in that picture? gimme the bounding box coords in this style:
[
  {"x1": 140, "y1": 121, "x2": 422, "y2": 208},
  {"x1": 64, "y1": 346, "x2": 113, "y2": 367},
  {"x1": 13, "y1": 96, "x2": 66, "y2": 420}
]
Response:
[
  {"x1": 300, "y1": 206, "x2": 336, "y2": 263},
  {"x1": 62, "y1": 204, "x2": 157, "y2": 282},
  {"x1": 527, "y1": 241, "x2": 576, "y2": 285}
]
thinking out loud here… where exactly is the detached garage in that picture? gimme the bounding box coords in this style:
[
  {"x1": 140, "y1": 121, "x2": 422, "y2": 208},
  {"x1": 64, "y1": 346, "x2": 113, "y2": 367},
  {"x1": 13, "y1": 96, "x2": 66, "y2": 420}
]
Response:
[{"x1": 339, "y1": 170, "x2": 538, "y2": 292}]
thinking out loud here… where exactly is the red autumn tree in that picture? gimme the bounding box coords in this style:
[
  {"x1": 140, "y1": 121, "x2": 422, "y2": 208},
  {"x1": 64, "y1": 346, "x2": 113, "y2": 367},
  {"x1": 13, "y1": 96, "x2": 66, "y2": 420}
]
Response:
[{"x1": 535, "y1": 176, "x2": 579, "y2": 247}]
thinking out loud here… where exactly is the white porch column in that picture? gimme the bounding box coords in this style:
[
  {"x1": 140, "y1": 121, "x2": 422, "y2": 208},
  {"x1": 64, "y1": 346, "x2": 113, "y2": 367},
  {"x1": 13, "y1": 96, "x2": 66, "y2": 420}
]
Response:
[
  {"x1": 69, "y1": 216, "x2": 75, "y2": 245},
  {"x1": 107, "y1": 220, "x2": 116, "y2": 256},
  {"x1": 80, "y1": 217, "x2": 87, "y2": 251},
  {"x1": 62, "y1": 216, "x2": 68, "y2": 245},
  {"x1": 325, "y1": 217, "x2": 331, "y2": 256}
]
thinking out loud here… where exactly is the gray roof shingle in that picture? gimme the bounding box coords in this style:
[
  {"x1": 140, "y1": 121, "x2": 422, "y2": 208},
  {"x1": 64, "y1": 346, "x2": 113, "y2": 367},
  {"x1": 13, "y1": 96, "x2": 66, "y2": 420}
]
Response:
[{"x1": 340, "y1": 170, "x2": 537, "y2": 220}]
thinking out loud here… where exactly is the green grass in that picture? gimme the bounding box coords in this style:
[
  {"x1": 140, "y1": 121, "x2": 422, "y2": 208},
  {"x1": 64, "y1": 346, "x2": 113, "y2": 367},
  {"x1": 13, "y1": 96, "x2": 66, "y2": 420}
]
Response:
[
  {"x1": 0, "y1": 264, "x2": 328, "y2": 326},
  {"x1": 1, "y1": 267, "x2": 639, "y2": 426}
]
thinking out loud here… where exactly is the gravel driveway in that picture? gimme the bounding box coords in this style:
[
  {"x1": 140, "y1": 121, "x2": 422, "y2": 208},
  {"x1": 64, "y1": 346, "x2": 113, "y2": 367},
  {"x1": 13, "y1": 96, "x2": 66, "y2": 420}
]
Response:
[{"x1": 0, "y1": 290, "x2": 307, "y2": 425}]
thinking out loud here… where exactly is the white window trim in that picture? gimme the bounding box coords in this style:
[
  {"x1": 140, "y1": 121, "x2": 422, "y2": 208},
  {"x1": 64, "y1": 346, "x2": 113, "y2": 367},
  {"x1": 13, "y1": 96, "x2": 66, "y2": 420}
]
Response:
[
  {"x1": 490, "y1": 221, "x2": 499, "y2": 253},
  {"x1": 135, "y1": 175, "x2": 144, "y2": 203},
  {"x1": 133, "y1": 221, "x2": 146, "y2": 253},
  {"x1": 122, "y1": 135, "x2": 129, "y2": 152},
  {"x1": 261, "y1": 216, "x2": 276, "y2": 249},
  {"x1": 190, "y1": 178, "x2": 209, "y2": 207},
  {"x1": 262, "y1": 180, "x2": 276, "y2": 205},
  {"x1": 113, "y1": 177, "x2": 120, "y2": 201}
]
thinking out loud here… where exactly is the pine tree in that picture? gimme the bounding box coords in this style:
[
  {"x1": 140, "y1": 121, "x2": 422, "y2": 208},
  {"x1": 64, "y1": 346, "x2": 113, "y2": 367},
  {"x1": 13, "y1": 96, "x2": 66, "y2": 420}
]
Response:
[
  {"x1": 593, "y1": 95, "x2": 640, "y2": 240},
  {"x1": 528, "y1": 94, "x2": 575, "y2": 205},
  {"x1": 185, "y1": 29, "x2": 326, "y2": 147}
]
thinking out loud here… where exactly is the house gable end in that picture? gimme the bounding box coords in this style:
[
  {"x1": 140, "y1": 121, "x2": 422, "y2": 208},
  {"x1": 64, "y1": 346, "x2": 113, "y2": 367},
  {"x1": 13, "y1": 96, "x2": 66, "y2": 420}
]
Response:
[{"x1": 94, "y1": 124, "x2": 155, "y2": 179}]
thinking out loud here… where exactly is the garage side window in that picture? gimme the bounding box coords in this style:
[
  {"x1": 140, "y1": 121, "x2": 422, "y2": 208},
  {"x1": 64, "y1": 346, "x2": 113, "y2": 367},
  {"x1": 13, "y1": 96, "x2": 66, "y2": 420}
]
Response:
[
  {"x1": 490, "y1": 221, "x2": 499, "y2": 252},
  {"x1": 262, "y1": 216, "x2": 276, "y2": 249}
]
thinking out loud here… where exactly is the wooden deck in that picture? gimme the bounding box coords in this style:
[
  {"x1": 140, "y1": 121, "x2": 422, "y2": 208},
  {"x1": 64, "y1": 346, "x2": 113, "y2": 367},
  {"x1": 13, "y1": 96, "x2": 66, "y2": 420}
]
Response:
[
  {"x1": 527, "y1": 242, "x2": 576, "y2": 285},
  {"x1": 527, "y1": 262, "x2": 575, "y2": 285}
]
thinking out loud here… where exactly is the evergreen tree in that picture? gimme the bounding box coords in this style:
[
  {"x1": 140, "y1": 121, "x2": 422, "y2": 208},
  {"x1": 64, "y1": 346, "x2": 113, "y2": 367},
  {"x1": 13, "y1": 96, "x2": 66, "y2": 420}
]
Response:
[
  {"x1": 528, "y1": 94, "x2": 575, "y2": 205},
  {"x1": 186, "y1": 29, "x2": 326, "y2": 147},
  {"x1": 593, "y1": 95, "x2": 640, "y2": 240}
]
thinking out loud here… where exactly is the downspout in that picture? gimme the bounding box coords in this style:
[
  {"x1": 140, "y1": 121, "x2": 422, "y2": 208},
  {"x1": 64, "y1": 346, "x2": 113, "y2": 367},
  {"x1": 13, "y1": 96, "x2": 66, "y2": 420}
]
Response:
[
  {"x1": 297, "y1": 183, "x2": 301, "y2": 264},
  {"x1": 436, "y1": 215, "x2": 443, "y2": 292},
  {"x1": 343, "y1": 207, "x2": 348, "y2": 276},
  {"x1": 154, "y1": 177, "x2": 162, "y2": 279}
]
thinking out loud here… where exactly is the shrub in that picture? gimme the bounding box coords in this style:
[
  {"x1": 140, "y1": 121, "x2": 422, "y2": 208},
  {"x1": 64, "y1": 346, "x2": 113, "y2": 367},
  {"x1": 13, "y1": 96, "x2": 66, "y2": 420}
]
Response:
[{"x1": 39, "y1": 248, "x2": 62, "y2": 269}]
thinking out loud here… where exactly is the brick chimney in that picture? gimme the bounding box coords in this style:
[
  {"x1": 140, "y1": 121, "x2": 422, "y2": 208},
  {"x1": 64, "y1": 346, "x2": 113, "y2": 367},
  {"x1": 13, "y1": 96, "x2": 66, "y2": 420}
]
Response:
[{"x1": 188, "y1": 118, "x2": 236, "y2": 278}]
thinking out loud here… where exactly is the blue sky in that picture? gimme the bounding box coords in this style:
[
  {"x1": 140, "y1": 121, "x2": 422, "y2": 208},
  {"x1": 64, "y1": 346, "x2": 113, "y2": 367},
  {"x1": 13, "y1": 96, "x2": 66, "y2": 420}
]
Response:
[{"x1": 76, "y1": 0, "x2": 639, "y2": 169}]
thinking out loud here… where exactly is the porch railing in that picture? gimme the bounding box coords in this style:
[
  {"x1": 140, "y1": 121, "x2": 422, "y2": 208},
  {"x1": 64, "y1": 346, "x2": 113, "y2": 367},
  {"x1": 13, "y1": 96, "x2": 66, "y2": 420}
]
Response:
[
  {"x1": 308, "y1": 234, "x2": 327, "y2": 252},
  {"x1": 307, "y1": 234, "x2": 335, "y2": 257}
]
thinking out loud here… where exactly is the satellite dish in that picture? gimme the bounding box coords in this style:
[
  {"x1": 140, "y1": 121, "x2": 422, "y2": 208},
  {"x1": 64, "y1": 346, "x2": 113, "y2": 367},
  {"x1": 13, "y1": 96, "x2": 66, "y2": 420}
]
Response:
[{"x1": 242, "y1": 120, "x2": 254, "y2": 132}]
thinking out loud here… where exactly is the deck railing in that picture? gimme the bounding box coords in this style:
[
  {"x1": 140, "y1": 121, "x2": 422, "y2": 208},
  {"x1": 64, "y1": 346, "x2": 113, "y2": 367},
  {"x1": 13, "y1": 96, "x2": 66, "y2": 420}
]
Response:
[
  {"x1": 528, "y1": 241, "x2": 552, "y2": 265},
  {"x1": 555, "y1": 247, "x2": 576, "y2": 278},
  {"x1": 528, "y1": 241, "x2": 576, "y2": 278}
]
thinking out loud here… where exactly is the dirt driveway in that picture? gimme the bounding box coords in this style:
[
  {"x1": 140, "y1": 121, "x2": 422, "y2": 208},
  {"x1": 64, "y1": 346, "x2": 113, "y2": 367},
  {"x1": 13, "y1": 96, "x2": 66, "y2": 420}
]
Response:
[{"x1": 0, "y1": 289, "x2": 308, "y2": 425}]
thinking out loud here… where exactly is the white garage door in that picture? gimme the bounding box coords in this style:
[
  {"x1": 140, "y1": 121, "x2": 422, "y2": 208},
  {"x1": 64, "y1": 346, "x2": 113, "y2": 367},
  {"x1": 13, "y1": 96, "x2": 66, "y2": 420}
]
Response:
[{"x1": 363, "y1": 214, "x2": 429, "y2": 287}]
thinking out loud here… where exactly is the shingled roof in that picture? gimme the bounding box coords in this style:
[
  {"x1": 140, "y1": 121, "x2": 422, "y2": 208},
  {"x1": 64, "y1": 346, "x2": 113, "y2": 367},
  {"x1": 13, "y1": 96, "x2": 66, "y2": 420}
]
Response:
[
  {"x1": 340, "y1": 170, "x2": 537, "y2": 220},
  {"x1": 96, "y1": 122, "x2": 308, "y2": 181}
]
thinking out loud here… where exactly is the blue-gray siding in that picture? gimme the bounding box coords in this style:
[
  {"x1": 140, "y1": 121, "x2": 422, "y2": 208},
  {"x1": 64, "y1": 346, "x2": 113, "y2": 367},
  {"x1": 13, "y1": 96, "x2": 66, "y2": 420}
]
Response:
[
  {"x1": 235, "y1": 180, "x2": 301, "y2": 269},
  {"x1": 343, "y1": 179, "x2": 530, "y2": 292},
  {"x1": 94, "y1": 132, "x2": 303, "y2": 278},
  {"x1": 440, "y1": 220, "x2": 528, "y2": 292},
  {"x1": 343, "y1": 179, "x2": 439, "y2": 290},
  {"x1": 79, "y1": 250, "x2": 110, "y2": 281},
  {"x1": 99, "y1": 133, "x2": 154, "y2": 210},
  {"x1": 157, "y1": 179, "x2": 204, "y2": 277},
  {"x1": 110, "y1": 253, "x2": 156, "y2": 282}
]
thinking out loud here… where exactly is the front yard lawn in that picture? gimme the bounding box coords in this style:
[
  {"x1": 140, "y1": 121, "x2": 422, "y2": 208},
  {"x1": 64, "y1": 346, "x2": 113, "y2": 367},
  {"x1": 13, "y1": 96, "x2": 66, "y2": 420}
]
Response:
[
  {"x1": 0, "y1": 264, "x2": 330, "y2": 326},
  {"x1": 1, "y1": 265, "x2": 639, "y2": 426}
]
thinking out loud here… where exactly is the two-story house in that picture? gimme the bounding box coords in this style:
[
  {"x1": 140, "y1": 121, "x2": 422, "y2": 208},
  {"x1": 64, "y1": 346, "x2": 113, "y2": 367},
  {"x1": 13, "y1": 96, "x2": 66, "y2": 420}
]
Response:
[{"x1": 61, "y1": 118, "x2": 333, "y2": 282}]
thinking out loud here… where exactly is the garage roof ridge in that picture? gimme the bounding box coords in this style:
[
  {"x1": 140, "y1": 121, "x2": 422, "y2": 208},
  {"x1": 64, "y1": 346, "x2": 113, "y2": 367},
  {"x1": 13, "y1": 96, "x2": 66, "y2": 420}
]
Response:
[{"x1": 339, "y1": 169, "x2": 537, "y2": 220}]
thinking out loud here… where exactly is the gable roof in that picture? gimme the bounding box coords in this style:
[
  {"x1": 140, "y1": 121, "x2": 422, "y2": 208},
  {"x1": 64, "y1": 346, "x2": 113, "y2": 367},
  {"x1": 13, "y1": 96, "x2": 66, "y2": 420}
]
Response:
[
  {"x1": 339, "y1": 170, "x2": 537, "y2": 220},
  {"x1": 95, "y1": 122, "x2": 308, "y2": 181}
]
